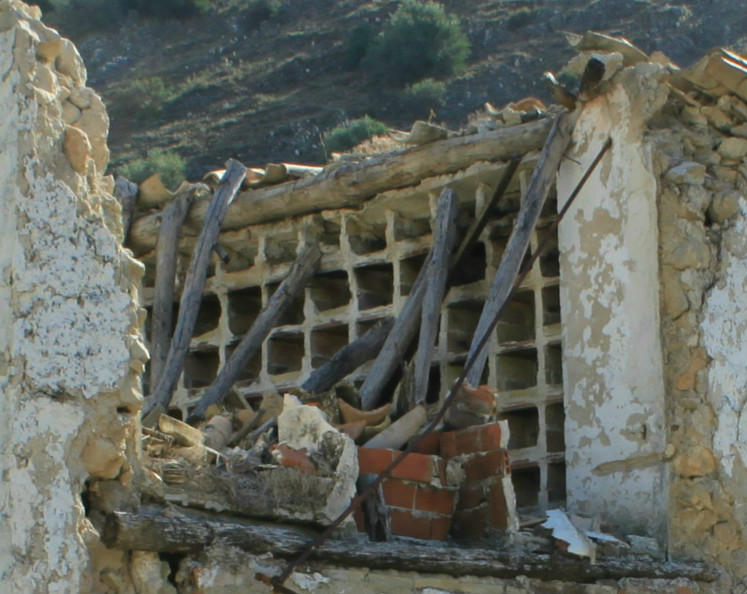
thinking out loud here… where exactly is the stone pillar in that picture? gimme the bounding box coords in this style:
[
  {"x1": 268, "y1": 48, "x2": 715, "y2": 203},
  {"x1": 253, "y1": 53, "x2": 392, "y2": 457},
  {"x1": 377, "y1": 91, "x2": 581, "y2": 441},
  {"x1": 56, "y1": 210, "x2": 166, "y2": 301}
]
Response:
[
  {"x1": 556, "y1": 62, "x2": 670, "y2": 539},
  {"x1": 0, "y1": 2, "x2": 146, "y2": 592}
]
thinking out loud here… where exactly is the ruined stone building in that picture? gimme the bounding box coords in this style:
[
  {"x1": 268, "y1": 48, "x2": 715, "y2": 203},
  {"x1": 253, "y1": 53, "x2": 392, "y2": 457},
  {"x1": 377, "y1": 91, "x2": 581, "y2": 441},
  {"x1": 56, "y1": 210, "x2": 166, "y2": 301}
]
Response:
[{"x1": 1, "y1": 1, "x2": 747, "y2": 593}]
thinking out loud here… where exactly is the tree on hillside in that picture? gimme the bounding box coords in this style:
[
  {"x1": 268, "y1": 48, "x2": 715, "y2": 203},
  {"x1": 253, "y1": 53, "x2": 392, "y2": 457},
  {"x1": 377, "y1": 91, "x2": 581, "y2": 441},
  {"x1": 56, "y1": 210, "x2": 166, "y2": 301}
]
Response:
[{"x1": 362, "y1": 0, "x2": 470, "y2": 86}]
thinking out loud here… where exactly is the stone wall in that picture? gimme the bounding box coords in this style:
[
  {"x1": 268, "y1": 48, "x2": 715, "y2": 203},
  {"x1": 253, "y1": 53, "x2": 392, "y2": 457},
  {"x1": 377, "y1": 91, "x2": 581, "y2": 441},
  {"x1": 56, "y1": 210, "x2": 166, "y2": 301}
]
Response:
[
  {"x1": 653, "y1": 86, "x2": 747, "y2": 587},
  {"x1": 0, "y1": 2, "x2": 145, "y2": 592},
  {"x1": 556, "y1": 48, "x2": 747, "y2": 590}
]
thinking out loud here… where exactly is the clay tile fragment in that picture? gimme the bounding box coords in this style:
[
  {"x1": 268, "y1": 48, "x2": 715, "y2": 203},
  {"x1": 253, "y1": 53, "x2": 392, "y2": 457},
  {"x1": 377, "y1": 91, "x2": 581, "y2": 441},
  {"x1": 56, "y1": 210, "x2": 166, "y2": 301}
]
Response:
[
  {"x1": 338, "y1": 399, "x2": 391, "y2": 427},
  {"x1": 271, "y1": 444, "x2": 317, "y2": 474}
]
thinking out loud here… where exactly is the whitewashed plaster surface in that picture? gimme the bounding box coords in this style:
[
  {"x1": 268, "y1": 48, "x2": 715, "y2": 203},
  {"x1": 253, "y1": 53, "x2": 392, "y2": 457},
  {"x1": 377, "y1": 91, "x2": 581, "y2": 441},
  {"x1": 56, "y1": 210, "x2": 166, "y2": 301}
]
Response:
[
  {"x1": 556, "y1": 63, "x2": 670, "y2": 538},
  {"x1": 0, "y1": 3, "x2": 145, "y2": 593},
  {"x1": 702, "y1": 198, "x2": 747, "y2": 479}
]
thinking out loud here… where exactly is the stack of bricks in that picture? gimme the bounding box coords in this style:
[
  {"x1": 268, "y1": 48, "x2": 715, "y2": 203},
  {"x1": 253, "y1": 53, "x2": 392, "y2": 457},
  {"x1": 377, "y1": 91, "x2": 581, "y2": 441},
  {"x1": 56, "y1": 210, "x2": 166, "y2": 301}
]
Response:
[
  {"x1": 354, "y1": 419, "x2": 516, "y2": 540},
  {"x1": 356, "y1": 447, "x2": 456, "y2": 540},
  {"x1": 439, "y1": 420, "x2": 517, "y2": 538}
]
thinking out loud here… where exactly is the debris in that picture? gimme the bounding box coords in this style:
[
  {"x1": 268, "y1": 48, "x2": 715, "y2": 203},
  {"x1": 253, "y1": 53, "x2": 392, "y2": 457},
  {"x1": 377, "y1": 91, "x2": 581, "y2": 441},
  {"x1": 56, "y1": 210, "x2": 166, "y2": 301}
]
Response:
[
  {"x1": 362, "y1": 404, "x2": 427, "y2": 450},
  {"x1": 201, "y1": 414, "x2": 233, "y2": 451},
  {"x1": 390, "y1": 120, "x2": 449, "y2": 145},
  {"x1": 338, "y1": 400, "x2": 391, "y2": 427},
  {"x1": 541, "y1": 509, "x2": 596, "y2": 561},
  {"x1": 138, "y1": 173, "x2": 173, "y2": 209},
  {"x1": 158, "y1": 414, "x2": 204, "y2": 447}
]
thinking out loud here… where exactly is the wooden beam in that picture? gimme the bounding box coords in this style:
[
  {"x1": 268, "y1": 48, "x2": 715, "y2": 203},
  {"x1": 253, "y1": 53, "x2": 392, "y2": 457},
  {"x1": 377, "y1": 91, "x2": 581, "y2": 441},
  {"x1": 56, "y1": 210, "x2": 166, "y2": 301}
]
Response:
[
  {"x1": 149, "y1": 185, "x2": 203, "y2": 389},
  {"x1": 113, "y1": 175, "x2": 138, "y2": 242},
  {"x1": 189, "y1": 240, "x2": 321, "y2": 421},
  {"x1": 449, "y1": 158, "x2": 520, "y2": 274},
  {"x1": 144, "y1": 161, "x2": 247, "y2": 417},
  {"x1": 301, "y1": 318, "x2": 394, "y2": 395},
  {"x1": 127, "y1": 118, "x2": 554, "y2": 256},
  {"x1": 465, "y1": 113, "x2": 575, "y2": 387},
  {"x1": 103, "y1": 506, "x2": 717, "y2": 583},
  {"x1": 358, "y1": 250, "x2": 433, "y2": 410},
  {"x1": 410, "y1": 189, "x2": 459, "y2": 407}
]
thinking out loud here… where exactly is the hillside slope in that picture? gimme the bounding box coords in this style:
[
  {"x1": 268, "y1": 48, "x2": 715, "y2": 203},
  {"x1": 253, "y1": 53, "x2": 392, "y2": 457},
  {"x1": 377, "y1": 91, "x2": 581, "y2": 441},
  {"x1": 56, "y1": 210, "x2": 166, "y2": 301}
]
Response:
[{"x1": 45, "y1": 0, "x2": 747, "y2": 178}]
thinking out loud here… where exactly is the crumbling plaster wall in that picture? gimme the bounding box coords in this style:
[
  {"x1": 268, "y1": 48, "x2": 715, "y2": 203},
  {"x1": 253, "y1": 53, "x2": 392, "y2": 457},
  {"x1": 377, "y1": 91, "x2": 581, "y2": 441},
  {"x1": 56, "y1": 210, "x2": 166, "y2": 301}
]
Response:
[
  {"x1": 0, "y1": 2, "x2": 146, "y2": 593},
  {"x1": 653, "y1": 92, "x2": 747, "y2": 583},
  {"x1": 557, "y1": 51, "x2": 747, "y2": 585},
  {"x1": 556, "y1": 61, "x2": 670, "y2": 539}
]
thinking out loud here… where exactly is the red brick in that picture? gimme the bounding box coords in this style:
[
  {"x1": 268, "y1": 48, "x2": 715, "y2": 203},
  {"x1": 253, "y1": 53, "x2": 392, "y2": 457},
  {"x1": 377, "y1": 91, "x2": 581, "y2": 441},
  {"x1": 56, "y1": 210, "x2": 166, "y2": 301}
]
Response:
[
  {"x1": 410, "y1": 431, "x2": 441, "y2": 455},
  {"x1": 271, "y1": 444, "x2": 316, "y2": 474},
  {"x1": 439, "y1": 422, "x2": 505, "y2": 458},
  {"x1": 488, "y1": 479, "x2": 509, "y2": 530},
  {"x1": 451, "y1": 504, "x2": 489, "y2": 539},
  {"x1": 429, "y1": 515, "x2": 452, "y2": 540},
  {"x1": 436, "y1": 458, "x2": 447, "y2": 484},
  {"x1": 382, "y1": 479, "x2": 416, "y2": 509},
  {"x1": 358, "y1": 447, "x2": 395, "y2": 475},
  {"x1": 390, "y1": 509, "x2": 431, "y2": 540},
  {"x1": 352, "y1": 502, "x2": 366, "y2": 533},
  {"x1": 458, "y1": 384, "x2": 496, "y2": 415},
  {"x1": 457, "y1": 481, "x2": 486, "y2": 510},
  {"x1": 390, "y1": 452, "x2": 435, "y2": 483},
  {"x1": 415, "y1": 485, "x2": 456, "y2": 515},
  {"x1": 463, "y1": 449, "x2": 510, "y2": 482}
]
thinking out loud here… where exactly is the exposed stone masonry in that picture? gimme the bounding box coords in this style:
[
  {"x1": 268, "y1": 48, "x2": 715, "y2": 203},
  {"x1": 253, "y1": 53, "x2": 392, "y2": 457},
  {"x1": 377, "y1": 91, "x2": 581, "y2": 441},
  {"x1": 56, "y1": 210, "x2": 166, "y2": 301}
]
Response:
[
  {"x1": 653, "y1": 90, "x2": 747, "y2": 586},
  {"x1": 0, "y1": 2, "x2": 145, "y2": 592}
]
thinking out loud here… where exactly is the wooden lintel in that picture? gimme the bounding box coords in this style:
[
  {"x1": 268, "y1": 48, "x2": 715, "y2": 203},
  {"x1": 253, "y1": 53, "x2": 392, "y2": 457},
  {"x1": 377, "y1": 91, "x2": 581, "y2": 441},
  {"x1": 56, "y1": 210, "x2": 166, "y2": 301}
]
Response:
[
  {"x1": 127, "y1": 118, "x2": 554, "y2": 256},
  {"x1": 103, "y1": 506, "x2": 717, "y2": 583}
]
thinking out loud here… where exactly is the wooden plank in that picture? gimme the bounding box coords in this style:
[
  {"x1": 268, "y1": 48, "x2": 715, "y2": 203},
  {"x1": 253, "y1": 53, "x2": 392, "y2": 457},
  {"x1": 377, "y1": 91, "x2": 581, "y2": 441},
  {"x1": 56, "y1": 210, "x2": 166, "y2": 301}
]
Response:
[
  {"x1": 127, "y1": 118, "x2": 554, "y2": 255},
  {"x1": 465, "y1": 113, "x2": 575, "y2": 387},
  {"x1": 301, "y1": 318, "x2": 394, "y2": 395},
  {"x1": 144, "y1": 161, "x2": 247, "y2": 416},
  {"x1": 149, "y1": 185, "x2": 202, "y2": 389},
  {"x1": 358, "y1": 250, "x2": 433, "y2": 410},
  {"x1": 449, "y1": 158, "x2": 520, "y2": 274},
  {"x1": 410, "y1": 189, "x2": 459, "y2": 407},
  {"x1": 103, "y1": 506, "x2": 718, "y2": 582},
  {"x1": 113, "y1": 175, "x2": 138, "y2": 242},
  {"x1": 189, "y1": 241, "x2": 321, "y2": 420}
]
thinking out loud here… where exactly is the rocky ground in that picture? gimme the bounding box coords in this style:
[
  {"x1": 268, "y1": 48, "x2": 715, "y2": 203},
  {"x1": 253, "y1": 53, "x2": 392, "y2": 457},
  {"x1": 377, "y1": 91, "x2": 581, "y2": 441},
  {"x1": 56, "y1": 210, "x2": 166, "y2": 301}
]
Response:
[{"x1": 43, "y1": 0, "x2": 747, "y2": 177}]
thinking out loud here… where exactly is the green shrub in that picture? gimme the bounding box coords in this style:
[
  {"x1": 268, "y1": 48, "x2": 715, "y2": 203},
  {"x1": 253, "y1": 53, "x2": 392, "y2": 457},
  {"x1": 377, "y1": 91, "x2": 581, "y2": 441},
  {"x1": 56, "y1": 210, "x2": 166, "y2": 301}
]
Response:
[
  {"x1": 118, "y1": 77, "x2": 175, "y2": 121},
  {"x1": 400, "y1": 78, "x2": 446, "y2": 118},
  {"x1": 506, "y1": 7, "x2": 537, "y2": 31},
  {"x1": 42, "y1": 0, "x2": 127, "y2": 35},
  {"x1": 323, "y1": 116, "x2": 389, "y2": 154},
  {"x1": 118, "y1": 149, "x2": 186, "y2": 189},
  {"x1": 121, "y1": 0, "x2": 211, "y2": 18},
  {"x1": 344, "y1": 23, "x2": 376, "y2": 68},
  {"x1": 363, "y1": 0, "x2": 469, "y2": 86},
  {"x1": 244, "y1": 0, "x2": 283, "y2": 27}
]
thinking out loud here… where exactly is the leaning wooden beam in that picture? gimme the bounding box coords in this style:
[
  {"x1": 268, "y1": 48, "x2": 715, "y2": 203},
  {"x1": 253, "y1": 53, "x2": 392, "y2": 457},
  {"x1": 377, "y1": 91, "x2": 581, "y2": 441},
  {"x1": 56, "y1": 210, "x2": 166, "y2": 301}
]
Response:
[
  {"x1": 149, "y1": 185, "x2": 205, "y2": 389},
  {"x1": 359, "y1": 250, "x2": 433, "y2": 411},
  {"x1": 410, "y1": 189, "x2": 460, "y2": 407},
  {"x1": 465, "y1": 113, "x2": 575, "y2": 387},
  {"x1": 301, "y1": 318, "x2": 394, "y2": 395},
  {"x1": 189, "y1": 241, "x2": 322, "y2": 420},
  {"x1": 449, "y1": 157, "x2": 520, "y2": 273},
  {"x1": 103, "y1": 507, "x2": 717, "y2": 583},
  {"x1": 113, "y1": 175, "x2": 138, "y2": 242},
  {"x1": 144, "y1": 161, "x2": 248, "y2": 417},
  {"x1": 127, "y1": 118, "x2": 554, "y2": 255}
]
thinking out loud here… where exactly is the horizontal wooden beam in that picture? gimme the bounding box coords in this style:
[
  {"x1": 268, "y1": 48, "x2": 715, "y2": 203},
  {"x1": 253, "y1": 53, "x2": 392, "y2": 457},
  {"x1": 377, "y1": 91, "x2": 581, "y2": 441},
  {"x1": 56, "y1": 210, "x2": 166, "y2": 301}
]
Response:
[
  {"x1": 127, "y1": 118, "x2": 554, "y2": 255},
  {"x1": 103, "y1": 506, "x2": 717, "y2": 583}
]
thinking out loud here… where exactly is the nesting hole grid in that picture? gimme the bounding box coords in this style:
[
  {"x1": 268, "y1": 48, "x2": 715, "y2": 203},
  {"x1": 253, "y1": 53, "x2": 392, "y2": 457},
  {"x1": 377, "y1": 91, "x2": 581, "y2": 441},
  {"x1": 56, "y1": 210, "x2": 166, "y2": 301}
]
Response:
[{"x1": 141, "y1": 160, "x2": 566, "y2": 516}]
